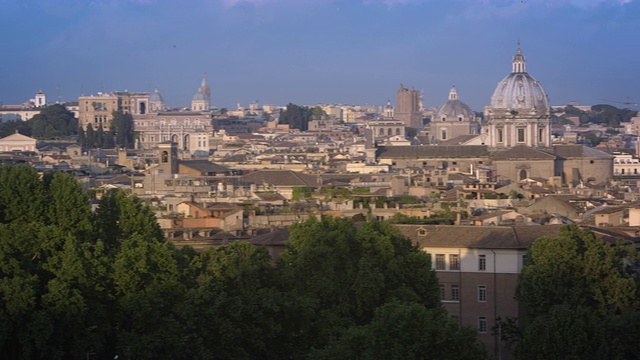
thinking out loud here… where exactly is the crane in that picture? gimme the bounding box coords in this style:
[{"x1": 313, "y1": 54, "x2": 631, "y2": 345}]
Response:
[{"x1": 597, "y1": 97, "x2": 638, "y2": 109}]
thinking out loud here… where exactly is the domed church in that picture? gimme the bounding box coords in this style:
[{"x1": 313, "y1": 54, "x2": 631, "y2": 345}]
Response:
[
  {"x1": 430, "y1": 86, "x2": 480, "y2": 143},
  {"x1": 485, "y1": 46, "x2": 551, "y2": 148}
]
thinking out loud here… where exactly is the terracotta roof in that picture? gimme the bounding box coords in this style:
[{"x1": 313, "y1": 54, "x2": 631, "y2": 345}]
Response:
[
  {"x1": 377, "y1": 145, "x2": 490, "y2": 159},
  {"x1": 249, "y1": 229, "x2": 290, "y2": 246},
  {"x1": 491, "y1": 145, "x2": 556, "y2": 160},
  {"x1": 438, "y1": 135, "x2": 481, "y2": 146},
  {"x1": 395, "y1": 224, "x2": 565, "y2": 249},
  {"x1": 179, "y1": 160, "x2": 230, "y2": 174},
  {"x1": 553, "y1": 145, "x2": 614, "y2": 159},
  {"x1": 240, "y1": 170, "x2": 320, "y2": 187}
]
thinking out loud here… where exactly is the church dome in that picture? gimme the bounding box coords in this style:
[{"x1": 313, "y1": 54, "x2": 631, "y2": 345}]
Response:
[
  {"x1": 490, "y1": 47, "x2": 548, "y2": 111},
  {"x1": 434, "y1": 87, "x2": 474, "y2": 120},
  {"x1": 150, "y1": 88, "x2": 164, "y2": 102},
  {"x1": 192, "y1": 91, "x2": 207, "y2": 101}
]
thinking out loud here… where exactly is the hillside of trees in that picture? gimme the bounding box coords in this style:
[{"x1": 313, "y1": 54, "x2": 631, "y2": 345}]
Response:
[
  {"x1": 0, "y1": 165, "x2": 485, "y2": 360},
  {"x1": 556, "y1": 104, "x2": 638, "y2": 128},
  {"x1": 0, "y1": 106, "x2": 134, "y2": 149},
  {"x1": 499, "y1": 225, "x2": 640, "y2": 359}
]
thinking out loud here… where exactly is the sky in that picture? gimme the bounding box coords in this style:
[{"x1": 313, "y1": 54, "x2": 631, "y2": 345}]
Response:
[{"x1": 1, "y1": 0, "x2": 639, "y2": 112}]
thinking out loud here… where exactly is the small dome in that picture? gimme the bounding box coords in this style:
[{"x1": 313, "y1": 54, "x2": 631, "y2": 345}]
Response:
[
  {"x1": 490, "y1": 47, "x2": 548, "y2": 111},
  {"x1": 434, "y1": 87, "x2": 474, "y2": 119},
  {"x1": 150, "y1": 88, "x2": 164, "y2": 102},
  {"x1": 192, "y1": 91, "x2": 207, "y2": 101}
]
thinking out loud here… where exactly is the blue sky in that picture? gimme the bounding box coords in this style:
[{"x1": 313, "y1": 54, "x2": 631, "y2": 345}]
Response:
[{"x1": 1, "y1": 0, "x2": 638, "y2": 111}]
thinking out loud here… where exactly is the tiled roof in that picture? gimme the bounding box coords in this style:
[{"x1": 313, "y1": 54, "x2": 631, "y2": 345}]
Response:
[
  {"x1": 377, "y1": 145, "x2": 490, "y2": 159},
  {"x1": 395, "y1": 224, "x2": 565, "y2": 249},
  {"x1": 553, "y1": 145, "x2": 614, "y2": 159},
  {"x1": 179, "y1": 160, "x2": 230, "y2": 174},
  {"x1": 438, "y1": 135, "x2": 481, "y2": 146},
  {"x1": 491, "y1": 145, "x2": 556, "y2": 160},
  {"x1": 249, "y1": 229, "x2": 290, "y2": 246},
  {"x1": 240, "y1": 170, "x2": 320, "y2": 187}
]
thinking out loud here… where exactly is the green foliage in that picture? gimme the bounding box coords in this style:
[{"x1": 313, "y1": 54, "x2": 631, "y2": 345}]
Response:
[
  {"x1": 311, "y1": 301, "x2": 487, "y2": 360},
  {"x1": 29, "y1": 104, "x2": 79, "y2": 139},
  {"x1": 583, "y1": 132, "x2": 602, "y2": 146},
  {"x1": 278, "y1": 217, "x2": 454, "y2": 354},
  {"x1": 278, "y1": 103, "x2": 326, "y2": 131},
  {"x1": 291, "y1": 186, "x2": 314, "y2": 201},
  {"x1": 0, "y1": 169, "x2": 485, "y2": 359},
  {"x1": 507, "y1": 225, "x2": 639, "y2": 359},
  {"x1": 111, "y1": 110, "x2": 135, "y2": 149}
]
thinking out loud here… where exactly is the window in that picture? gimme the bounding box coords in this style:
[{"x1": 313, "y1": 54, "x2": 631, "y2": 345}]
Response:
[
  {"x1": 497, "y1": 128, "x2": 503, "y2": 143},
  {"x1": 517, "y1": 128, "x2": 525, "y2": 142},
  {"x1": 440, "y1": 285, "x2": 445, "y2": 300},
  {"x1": 451, "y1": 285, "x2": 460, "y2": 301},
  {"x1": 478, "y1": 285, "x2": 487, "y2": 302},
  {"x1": 538, "y1": 128, "x2": 544, "y2": 143},
  {"x1": 449, "y1": 254, "x2": 460, "y2": 270},
  {"x1": 435, "y1": 254, "x2": 445, "y2": 270},
  {"x1": 479, "y1": 254, "x2": 486, "y2": 271},
  {"x1": 441, "y1": 129, "x2": 447, "y2": 140},
  {"x1": 478, "y1": 317, "x2": 488, "y2": 333}
]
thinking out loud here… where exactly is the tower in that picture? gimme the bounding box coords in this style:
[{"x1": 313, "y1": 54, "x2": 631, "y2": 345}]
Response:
[
  {"x1": 34, "y1": 91, "x2": 46, "y2": 107},
  {"x1": 157, "y1": 142, "x2": 178, "y2": 174},
  {"x1": 395, "y1": 84, "x2": 422, "y2": 129},
  {"x1": 486, "y1": 46, "x2": 550, "y2": 148},
  {"x1": 191, "y1": 73, "x2": 211, "y2": 111}
]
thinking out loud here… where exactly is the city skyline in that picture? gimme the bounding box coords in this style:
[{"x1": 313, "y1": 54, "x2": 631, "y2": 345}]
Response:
[{"x1": 1, "y1": 0, "x2": 638, "y2": 112}]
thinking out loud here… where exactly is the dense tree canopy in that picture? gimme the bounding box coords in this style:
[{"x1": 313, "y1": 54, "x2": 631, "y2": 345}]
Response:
[
  {"x1": 504, "y1": 225, "x2": 640, "y2": 359},
  {"x1": 0, "y1": 166, "x2": 486, "y2": 359},
  {"x1": 278, "y1": 103, "x2": 326, "y2": 131}
]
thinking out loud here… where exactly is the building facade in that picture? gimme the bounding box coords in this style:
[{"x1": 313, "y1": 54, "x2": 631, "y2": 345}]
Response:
[
  {"x1": 134, "y1": 111, "x2": 213, "y2": 155},
  {"x1": 78, "y1": 91, "x2": 150, "y2": 130}
]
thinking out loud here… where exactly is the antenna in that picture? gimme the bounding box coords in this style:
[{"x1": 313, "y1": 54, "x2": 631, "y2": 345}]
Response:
[{"x1": 57, "y1": 85, "x2": 61, "y2": 103}]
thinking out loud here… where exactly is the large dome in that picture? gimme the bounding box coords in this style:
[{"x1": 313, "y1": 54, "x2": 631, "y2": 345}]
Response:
[
  {"x1": 434, "y1": 87, "x2": 474, "y2": 120},
  {"x1": 490, "y1": 47, "x2": 548, "y2": 111}
]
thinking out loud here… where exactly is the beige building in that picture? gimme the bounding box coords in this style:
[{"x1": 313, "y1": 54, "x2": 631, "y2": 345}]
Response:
[
  {"x1": 134, "y1": 111, "x2": 213, "y2": 155},
  {"x1": 0, "y1": 132, "x2": 37, "y2": 152},
  {"x1": 78, "y1": 91, "x2": 150, "y2": 130}
]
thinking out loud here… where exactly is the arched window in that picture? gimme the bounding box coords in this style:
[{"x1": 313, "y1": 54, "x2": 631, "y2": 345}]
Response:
[
  {"x1": 519, "y1": 169, "x2": 527, "y2": 181},
  {"x1": 396, "y1": 128, "x2": 401, "y2": 135},
  {"x1": 379, "y1": 128, "x2": 384, "y2": 136},
  {"x1": 140, "y1": 102, "x2": 146, "y2": 114},
  {"x1": 388, "y1": 128, "x2": 393, "y2": 136},
  {"x1": 162, "y1": 151, "x2": 169, "y2": 163},
  {"x1": 183, "y1": 134, "x2": 190, "y2": 151}
]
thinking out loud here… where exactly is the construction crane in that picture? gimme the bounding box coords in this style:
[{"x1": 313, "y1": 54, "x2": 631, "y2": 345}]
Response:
[{"x1": 597, "y1": 97, "x2": 638, "y2": 109}]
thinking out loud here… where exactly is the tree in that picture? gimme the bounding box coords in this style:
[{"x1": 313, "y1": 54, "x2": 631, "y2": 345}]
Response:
[
  {"x1": 504, "y1": 225, "x2": 639, "y2": 358},
  {"x1": 278, "y1": 217, "x2": 447, "y2": 355},
  {"x1": 311, "y1": 301, "x2": 487, "y2": 360},
  {"x1": 111, "y1": 111, "x2": 134, "y2": 149},
  {"x1": 84, "y1": 125, "x2": 95, "y2": 149},
  {"x1": 28, "y1": 104, "x2": 78, "y2": 139},
  {"x1": 278, "y1": 103, "x2": 326, "y2": 131}
]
